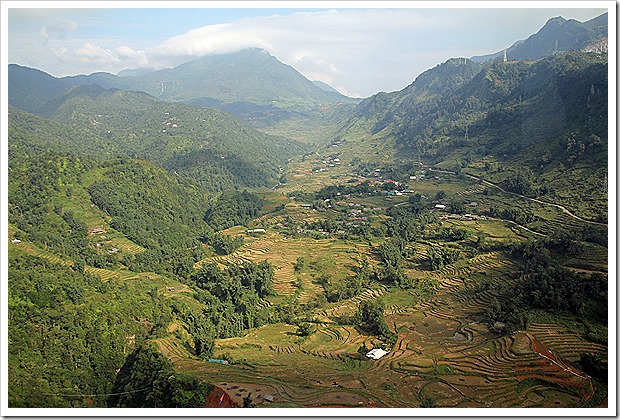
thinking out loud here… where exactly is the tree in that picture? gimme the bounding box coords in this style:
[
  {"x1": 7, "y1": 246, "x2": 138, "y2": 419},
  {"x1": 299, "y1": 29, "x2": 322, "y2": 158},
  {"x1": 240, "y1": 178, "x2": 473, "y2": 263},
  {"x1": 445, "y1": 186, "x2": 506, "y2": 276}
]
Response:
[
  {"x1": 355, "y1": 298, "x2": 393, "y2": 341},
  {"x1": 243, "y1": 393, "x2": 256, "y2": 408},
  {"x1": 296, "y1": 323, "x2": 313, "y2": 337},
  {"x1": 420, "y1": 396, "x2": 436, "y2": 408}
]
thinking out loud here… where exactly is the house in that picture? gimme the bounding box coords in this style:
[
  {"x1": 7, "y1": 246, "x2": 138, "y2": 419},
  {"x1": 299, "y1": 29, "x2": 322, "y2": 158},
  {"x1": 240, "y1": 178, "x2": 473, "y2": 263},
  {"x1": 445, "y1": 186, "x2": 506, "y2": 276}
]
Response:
[
  {"x1": 11, "y1": 239, "x2": 21, "y2": 245},
  {"x1": 434, "y1": 204, "x2": 446, "y2": 210},
  {"x1": 421, "y1": 165, "x2": 429, "y2": 170},
  {"x1": 90, "y1": 227, "x2": 105, "y2": 235},
  {"x1": 366, "y1": 348, "x2": 389, "y2": 360},
  {"x1": 247, "y1": 228, "x2": 266, "y2": 234}
]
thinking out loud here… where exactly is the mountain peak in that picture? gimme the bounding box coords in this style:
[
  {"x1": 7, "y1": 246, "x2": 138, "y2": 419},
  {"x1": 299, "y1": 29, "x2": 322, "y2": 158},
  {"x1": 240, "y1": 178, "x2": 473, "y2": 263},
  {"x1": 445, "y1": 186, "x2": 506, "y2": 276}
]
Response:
[
  {"x1": 471, "y1": 13, "x2": 608, "y2": 63},
  {"x1": 545, "y1": 16, "x2": 567, "y2": 25}
]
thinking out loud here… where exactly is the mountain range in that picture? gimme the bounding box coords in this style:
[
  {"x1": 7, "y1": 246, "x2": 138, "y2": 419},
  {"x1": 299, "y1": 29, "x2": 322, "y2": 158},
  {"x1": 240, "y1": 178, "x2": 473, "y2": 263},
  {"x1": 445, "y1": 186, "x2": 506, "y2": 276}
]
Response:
[
  {"x1": 9, "y1": 48, "x2": 355, "y2": 126},
  {"x1": 471, "y1": 13, "x2": 608, "y2": 62},
  {"x1": 7, "y1": 12, "x2": 609, "y2": 215}
]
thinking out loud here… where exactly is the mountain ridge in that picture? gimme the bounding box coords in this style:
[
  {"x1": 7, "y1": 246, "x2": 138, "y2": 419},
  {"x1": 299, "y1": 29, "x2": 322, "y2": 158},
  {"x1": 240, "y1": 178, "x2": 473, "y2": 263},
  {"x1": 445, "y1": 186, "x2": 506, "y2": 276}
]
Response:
[
  {"x1": 9, "y1": 48, "x2": 356, "y2": 125},
  {"x1": 471, "y1": 12, "x2": 608, "y2": 62}
]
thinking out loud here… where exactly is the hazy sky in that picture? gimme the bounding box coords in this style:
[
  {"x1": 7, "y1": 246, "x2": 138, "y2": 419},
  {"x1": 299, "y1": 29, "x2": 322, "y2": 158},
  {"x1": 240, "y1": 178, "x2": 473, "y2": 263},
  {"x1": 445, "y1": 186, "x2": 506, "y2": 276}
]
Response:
[{"x1": 5, "y1": 2, "x2": 609, "y2": 97}]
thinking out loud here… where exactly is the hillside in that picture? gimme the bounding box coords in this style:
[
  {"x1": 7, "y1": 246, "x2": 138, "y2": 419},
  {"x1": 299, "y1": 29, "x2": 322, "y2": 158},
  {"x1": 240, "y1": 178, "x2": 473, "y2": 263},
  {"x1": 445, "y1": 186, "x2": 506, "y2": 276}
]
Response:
[
  {"x1": 33, "y1": 86, "x2": 306, "y2": 191},
  {"x1": 471, "y1": 12, "x2": 608, "y2": 62},
  {"x1": 336, "y1": 51, "x2": 608, "y2": 221},
  {"x1": 7, "y1": 108, "x2": 288, "y2": 407},
  {"x1": 8, "y1": 64, "x2": 72, "y2": 114},
  {"x1": 8, "y1": 106, "x2": 122, "y2": 159}
]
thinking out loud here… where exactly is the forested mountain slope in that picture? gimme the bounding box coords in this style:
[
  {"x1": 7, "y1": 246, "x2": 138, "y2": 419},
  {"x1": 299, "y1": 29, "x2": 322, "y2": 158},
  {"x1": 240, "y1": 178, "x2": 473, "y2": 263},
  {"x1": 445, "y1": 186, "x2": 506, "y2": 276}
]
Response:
[
  {"x1": 117, "y1": 48, "x2": 349, "y2": 108},
  {"x1": 26, "y1": 86, "x2": 306, "y2": 191},
  {"x1": 338, "y1": 51, "x2": 608, "y2": 221},
  {"x1": 9, "y1": 49, "x2": 356, "y2": 126},
  {"x1": 8, "y1": 107, "x2": 276, "y2": 407}
]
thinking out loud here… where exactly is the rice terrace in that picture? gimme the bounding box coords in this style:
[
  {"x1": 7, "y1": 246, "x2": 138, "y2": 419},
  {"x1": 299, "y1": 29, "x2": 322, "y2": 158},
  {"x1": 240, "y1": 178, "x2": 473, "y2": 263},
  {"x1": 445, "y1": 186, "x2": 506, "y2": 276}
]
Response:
[
  {"x1": 150, "y1": 156, "x2": 609, "y2": 409},
  {"x1": 5, "y1": 3, "x2": 611, "y2": 414}
]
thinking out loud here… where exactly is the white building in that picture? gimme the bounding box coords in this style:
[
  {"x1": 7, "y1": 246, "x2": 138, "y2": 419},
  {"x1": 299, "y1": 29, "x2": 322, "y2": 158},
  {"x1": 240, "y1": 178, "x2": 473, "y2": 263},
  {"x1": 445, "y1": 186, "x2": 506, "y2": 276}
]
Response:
[{"x1": 366, "y1": 348, "x2": 389, "y2": 360}]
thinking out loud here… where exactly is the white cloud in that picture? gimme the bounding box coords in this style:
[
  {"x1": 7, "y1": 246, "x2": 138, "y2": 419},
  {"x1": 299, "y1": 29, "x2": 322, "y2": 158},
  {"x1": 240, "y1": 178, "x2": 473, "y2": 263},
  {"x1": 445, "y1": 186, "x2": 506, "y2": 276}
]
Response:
[
  {"x1": 145, "y1": 8, "x2": 540, "y2": 95},
  {"x1": 8, "y1": 7, "x2": 609, "y2": 96},
  {"x1": 50, "y1": 43, "x2": 149, "y2": 75},
  {"x1": 46, "y1": 17, "x2": 78, "y2": 33},
  {"x1": 153, "y1": 22, "x2": 273, "y2": 62},
  {"x1": 73, "y1": 42, "x2": 117, "y2": 63},
  {"x1": 146, "y1": 9, "x2": 430, "y2": 95},
  {"x1": 39, "y1": 17, "x2": 78, "y2": 43}
]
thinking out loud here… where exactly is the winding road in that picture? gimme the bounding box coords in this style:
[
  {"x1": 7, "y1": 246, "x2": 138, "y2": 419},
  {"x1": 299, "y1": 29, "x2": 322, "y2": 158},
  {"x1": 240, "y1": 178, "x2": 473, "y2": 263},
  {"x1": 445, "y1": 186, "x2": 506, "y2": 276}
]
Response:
[{"x1": 429, "y1": 169, "x2": 607, "y2": 227}]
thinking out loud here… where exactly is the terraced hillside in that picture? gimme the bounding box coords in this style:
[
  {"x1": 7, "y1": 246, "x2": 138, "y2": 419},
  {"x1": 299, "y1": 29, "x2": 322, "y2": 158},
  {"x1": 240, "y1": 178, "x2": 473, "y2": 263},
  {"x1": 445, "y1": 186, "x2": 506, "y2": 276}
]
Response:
[{"x1": 163, "y1": 211, "x2": 607, "y2": 408}]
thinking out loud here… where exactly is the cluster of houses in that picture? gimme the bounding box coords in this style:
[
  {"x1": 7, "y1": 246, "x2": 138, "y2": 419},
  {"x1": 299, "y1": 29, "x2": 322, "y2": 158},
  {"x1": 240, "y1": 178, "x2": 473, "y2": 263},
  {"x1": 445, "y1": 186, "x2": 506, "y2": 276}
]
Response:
[
  {"x1": 161, "y1": 114, "x2": 179, "y2": 133},
  {"x1": 439, "y1": 213, "x2": 487, "y2": 221},
  {"x1": 311, "y1": 156, "x2": 343, "y2": 173},
  {"x1": 87, "y1": 227, "x2": 122, "y2": 254}
]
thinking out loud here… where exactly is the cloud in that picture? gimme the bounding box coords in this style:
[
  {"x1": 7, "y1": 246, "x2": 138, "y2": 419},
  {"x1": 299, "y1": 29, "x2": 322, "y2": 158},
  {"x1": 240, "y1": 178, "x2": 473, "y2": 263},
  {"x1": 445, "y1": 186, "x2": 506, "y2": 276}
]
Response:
[
  {"x1": 152, "y1": 22, "x2": 273, "y2": 63},
  {"x1": 8, "y1": 7, "x2": 608, "y2": 95},
  {"x1": 50, "y1": 43, "x2": 149, "y2": 75},
  {"x1": 146, "y1": 9, "x2": 439, "y2": 94},
  {"x1": 144, "y1": 8, "x2": 520, "y2": 95},
  {"x1": 39, "y1": 17, "x2": 78, "y2": 43}
]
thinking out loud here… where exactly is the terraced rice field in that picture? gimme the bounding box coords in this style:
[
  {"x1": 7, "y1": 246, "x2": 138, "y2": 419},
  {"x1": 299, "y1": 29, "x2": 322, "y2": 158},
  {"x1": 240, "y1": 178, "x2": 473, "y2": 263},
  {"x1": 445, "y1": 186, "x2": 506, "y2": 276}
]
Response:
[
  {"x1": 11, "y1": 240, "x2": 72, "y2": 267},
  {"x1": 83, "y1": 266, "x2": 143, "y2": 282},
  {"x1": 160, "y1": 212, "x2": 606, "y2": 409},
  {"x1": 106, "y1": 237, "x2": 145, "y2": 255},
  {"x1": 527, "y1": 323, "x2": 607, "y2": 362},
  {"x1": 532, "y1": 211, "x2": 588, "y2": 236},
  {"x1": 197, "y1": 232, "x2": 372, "y2": 300},
  {"x1": 165, "y1": 263, "x2": 606, "y2": 409}
]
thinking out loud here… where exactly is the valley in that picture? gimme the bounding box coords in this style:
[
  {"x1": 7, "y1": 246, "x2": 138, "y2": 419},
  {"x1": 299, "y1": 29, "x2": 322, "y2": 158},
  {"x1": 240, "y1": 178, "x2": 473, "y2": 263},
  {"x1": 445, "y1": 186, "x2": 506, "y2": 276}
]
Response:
[
  {"x1": 7, "y1": 142, "x2": 608, "y2": 408},
  {"x1": 6, "y1": 11, "x2": 609, "y2": 412}
]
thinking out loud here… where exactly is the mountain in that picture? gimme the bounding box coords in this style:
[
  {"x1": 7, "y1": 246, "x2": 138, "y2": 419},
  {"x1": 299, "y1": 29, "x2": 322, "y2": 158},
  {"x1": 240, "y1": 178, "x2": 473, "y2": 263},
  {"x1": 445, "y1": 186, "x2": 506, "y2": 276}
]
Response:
[
  {"x1": 62, "y1": 71, "x2": 132, "y2": 90},
  {"x1": 8, "y1": 64, "x2": 71, "y2": 114},
  {"x1": 9, "y1": 49, "x2": 355, "y2": 126},
  {"x1": 471, "y1": 13, "x2": 608, "y2": 62},
  {"x1": 123, "y1": 49, "x2": 350, "y2": 107},
  {"x1": 337, "y1": 50, "x2": 608, "y2": 220},
  {"x1": 312, "y1": 80, "x2": 342, "y2": 94},
  {"x1": 25, "y1": 85, "x2": 306, "y2": 192},
  {"x1": 116, "y1": 67, "x2": 158, "y2": 77}
]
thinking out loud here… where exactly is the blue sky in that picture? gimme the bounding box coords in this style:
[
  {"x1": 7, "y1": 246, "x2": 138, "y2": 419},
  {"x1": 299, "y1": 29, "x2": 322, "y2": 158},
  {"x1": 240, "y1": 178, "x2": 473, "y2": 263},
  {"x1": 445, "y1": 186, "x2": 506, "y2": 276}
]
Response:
[{"x1": 5, "y1": 2, "x2": 610, "y2": 97}]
